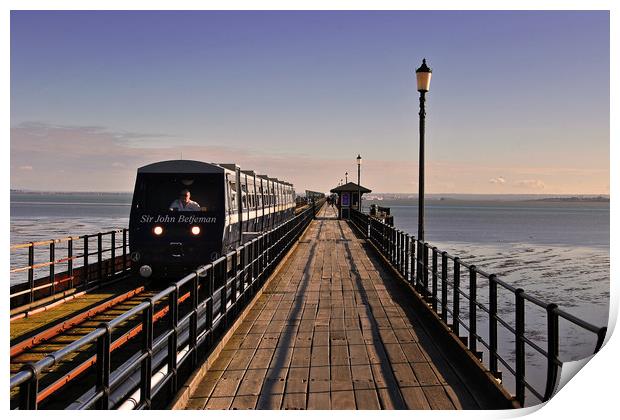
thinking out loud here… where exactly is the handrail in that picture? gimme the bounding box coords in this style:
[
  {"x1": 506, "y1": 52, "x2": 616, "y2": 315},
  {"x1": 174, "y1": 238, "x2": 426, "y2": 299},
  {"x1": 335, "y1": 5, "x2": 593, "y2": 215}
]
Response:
[
  {"x1": 9, "y1": 201, "x2": 323, "y2": 409},
  {"x1": 10, "y1": 229, "x2": 131, "y2": 310},
  {"x1": 349, "y1": 208, "x2": 606, "y2": 407}
]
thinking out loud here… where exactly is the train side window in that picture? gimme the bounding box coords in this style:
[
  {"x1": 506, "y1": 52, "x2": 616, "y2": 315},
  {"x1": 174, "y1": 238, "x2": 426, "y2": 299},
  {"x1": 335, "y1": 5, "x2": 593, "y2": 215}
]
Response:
[
  {"x1": 241, "y1": 182, "x2": 247, "y2": 209},
  {"x1": 228, "y1": 179, "x2": 237, "y2": 212}
]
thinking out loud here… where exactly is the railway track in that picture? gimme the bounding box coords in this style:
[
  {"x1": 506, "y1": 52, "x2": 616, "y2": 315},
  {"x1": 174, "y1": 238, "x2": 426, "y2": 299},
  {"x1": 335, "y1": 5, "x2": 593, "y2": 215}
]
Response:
[
  {"x1": 9, "y1": 274, "x2": 214, "y2": 409},
  {"x1": 9, "y1": 280, "x2": 164, "y2": 407}
]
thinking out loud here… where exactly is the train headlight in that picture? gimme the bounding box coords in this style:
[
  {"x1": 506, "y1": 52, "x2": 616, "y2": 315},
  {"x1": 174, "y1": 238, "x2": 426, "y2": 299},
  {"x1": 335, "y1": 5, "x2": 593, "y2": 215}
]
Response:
[
  {"x1": 191, "y1": 226, "x2": 201, "y2": 235},
  {"x1": 139, "y1": 265, "x2": 153, "y2": 278},
  {"x1": 153, "y1": 225, "x2": 164, "y2": 236}
]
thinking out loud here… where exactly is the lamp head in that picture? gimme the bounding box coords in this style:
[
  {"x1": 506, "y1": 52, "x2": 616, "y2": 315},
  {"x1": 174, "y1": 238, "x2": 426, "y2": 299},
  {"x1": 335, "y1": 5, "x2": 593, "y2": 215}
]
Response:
[{"x1": 416, "y1": 58, "x2": 432, "y2": 92}]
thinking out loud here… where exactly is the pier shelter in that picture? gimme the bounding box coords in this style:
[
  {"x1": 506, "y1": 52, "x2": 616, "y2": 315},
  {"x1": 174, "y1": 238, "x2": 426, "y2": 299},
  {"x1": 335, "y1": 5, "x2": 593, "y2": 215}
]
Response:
[{"x1": 330, "y1": 182, "x2": 371, "y2": 220}]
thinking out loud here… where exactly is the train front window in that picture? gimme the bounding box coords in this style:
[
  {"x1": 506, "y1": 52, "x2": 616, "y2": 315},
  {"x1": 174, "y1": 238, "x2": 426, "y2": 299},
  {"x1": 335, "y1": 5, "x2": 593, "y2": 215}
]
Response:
[{"x1": 137, "y1": 174, "x2": 222, "y2": 213}]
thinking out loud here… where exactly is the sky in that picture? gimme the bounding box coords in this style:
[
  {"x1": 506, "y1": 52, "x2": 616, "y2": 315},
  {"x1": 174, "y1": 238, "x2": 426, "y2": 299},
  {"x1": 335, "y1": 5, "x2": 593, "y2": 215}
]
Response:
[{"x1": 10, "y1": 10, "x2": 610, "y2": 194}]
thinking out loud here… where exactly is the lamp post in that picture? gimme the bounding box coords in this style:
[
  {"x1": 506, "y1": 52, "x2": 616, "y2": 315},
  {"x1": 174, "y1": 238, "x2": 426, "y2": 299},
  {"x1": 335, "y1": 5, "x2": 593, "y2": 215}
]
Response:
[
  {"x1": 415, "y1": 58, "x2": 432, "y2": 288},
  {"x1": 357, "y1": 154, "x2": 362, "y2": 210},
  {"x1": 345, "y1": 172, "x2": 348, "y2": 184}
]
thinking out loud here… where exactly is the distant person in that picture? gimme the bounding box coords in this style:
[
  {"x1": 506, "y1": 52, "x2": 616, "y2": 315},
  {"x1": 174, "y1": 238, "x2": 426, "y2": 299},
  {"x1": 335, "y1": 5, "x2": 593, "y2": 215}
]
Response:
[{"x1": 169, "y1": 189, "x2": 201, "y2": 211}]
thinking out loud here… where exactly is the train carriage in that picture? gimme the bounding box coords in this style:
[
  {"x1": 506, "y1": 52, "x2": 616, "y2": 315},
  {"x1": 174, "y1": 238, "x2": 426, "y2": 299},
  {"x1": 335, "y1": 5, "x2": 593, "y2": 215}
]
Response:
[{"x1": 129, "y1": 160, "x2": 296, "y2": 279}]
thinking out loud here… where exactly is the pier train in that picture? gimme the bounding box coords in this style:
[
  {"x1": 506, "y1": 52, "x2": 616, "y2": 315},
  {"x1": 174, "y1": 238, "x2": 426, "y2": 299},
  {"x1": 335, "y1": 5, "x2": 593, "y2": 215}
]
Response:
[{"x1": 128, "y1": 160, "x2": 297, "y2": 279}]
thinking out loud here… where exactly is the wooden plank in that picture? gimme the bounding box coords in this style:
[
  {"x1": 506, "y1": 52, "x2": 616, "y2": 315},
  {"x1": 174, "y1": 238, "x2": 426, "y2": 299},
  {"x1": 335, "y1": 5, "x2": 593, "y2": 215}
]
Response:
[
  {"x1": 184, "y1": 397, "x2": 207, "y2": 410},
  {"x1": 351, "y1": 364, "x2": 374, "y2": 390},
  {"x1": 330, "y1": 364, "x2": 353, "y2": 392},
  {"x1": 330, "y1": 345, "x2": 349, "y2": 366},
  {"x1": 376, "y1": 387, "x2": 406, "y2": 409},
  {"x1": 236, "y1": 368, "x2": 267, "y2": 397},
  {"x1": 204, "y1": 396, "x2": 234, "y2": 410},
  {"x1": 391, "y1": 362, "x2": 420, "y2": 387},
  {"x1": 354, "y1": 389, "x2": 381, "y2": 410},
  {"x1": 400, "y1": 387, "x2": 431, "y2": 409},
  {"x1": 230, "y1": 395, "x2": 258, "y2": 410},
  {"x1": 261, "y1": 367, "x2": 288, "y2": 395},
  {"x1": 400, "y1": 342, "x2": 427, "y2": 363},
  {"x1": 210, "y1": 370, "x2": 244, "y2": 398},
  {"x1": 307, "y1": 392, "x2": 331, "y2": 409},
  {"x1": 411, "y1": 362, "x2": 442, "y2": 386},
  {"x1": 422, "y1": 386, "x2": 456, "y2": 409},
  {"x1": 281, "y1": 392, "x2": 306, "y2": 410},
  {"x1": 256, "y1": 393, "x2": 283, "y2": 409},
  {"x1": 309, "y1": 365, "x2": 330, "y2": 393},
  {"x1": 290, "y1": 346, "x2": 312, "y2": 368},
  {"x1": 331, "y1": 390, "x2": 356, "y2": 410},
  {"x1": 226, "y1": 348, "x2": 255, "y2": 370},
  {"x1": 285, "y1": 366, "x2": 309, "y2": 394},
  {"x1": 248, "y1": 348, "x2": 276, "y2": 369}
]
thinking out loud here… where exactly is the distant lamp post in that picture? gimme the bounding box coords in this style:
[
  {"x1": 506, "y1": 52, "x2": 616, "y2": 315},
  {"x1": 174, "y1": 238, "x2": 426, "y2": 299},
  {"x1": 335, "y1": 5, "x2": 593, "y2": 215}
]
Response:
[
  {"x1": 357, "y1": 154, "x2": 362, "y2": 210},
  {"x1": 345, "y1": 172, "x2": 348, "y2": 184},
  {"x1": 415, "y1": 58, "x2": 432, "y2": 288}
]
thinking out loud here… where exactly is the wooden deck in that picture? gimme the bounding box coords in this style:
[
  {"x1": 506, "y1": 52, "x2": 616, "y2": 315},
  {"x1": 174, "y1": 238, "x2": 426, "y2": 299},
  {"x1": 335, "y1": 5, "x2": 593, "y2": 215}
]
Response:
[{"x1": 183, "y1": 205, "x2": 490, "y2": 410}]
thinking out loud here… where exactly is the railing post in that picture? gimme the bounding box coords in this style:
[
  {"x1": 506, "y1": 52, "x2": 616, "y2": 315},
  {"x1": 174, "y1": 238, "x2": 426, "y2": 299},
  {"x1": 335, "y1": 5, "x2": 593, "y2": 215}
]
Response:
[
  {"x1": 110, "y1": 231, "x2": 116, "y2": 276},
  {"x1": 231, "y1": 252, "x2": 238, "y2": 308},
  {"x1": 404, "y1": 234, "x2": 410, "y2": 282},
  {"x1": 400, "y1": 232, "x2": 404, "y2": 274},
  {"x1": 431, "y1": 247, "x2": 438, "y2": 311},
  {"x1": 515, "y1": 288, "x2": 526, "y2": 406},
  {"x1": 452, "y1": 258, "x2": 461, "y2": 336},
  {"x1": 68, "y1": 238, "x2": 74, "y2": 289},
  {"x1": 410, "y1": 236, "x2": 416, "y2": 286},
  {"x1": 394, "y1": 230, "x2": 402, "y2": 272},
  {"x1": 595, "y1": 327, "x2": 607, "y2": 353},
  {"x1": 84, "y1": 236, "x2": 89, "y2": 285},
  {"x1": 190, "y1": 273, "x2": 199, "y2": 367},
  {"x1": 141, "y1": 302, "x2": 153, "y2": 408},
  {"x1": 122, "y1": 229, "x2": 128, "y2": 272},
  {"x1": 441, "y1": 252, "x2": 448, "y2": 322},
  {"x1": 469, "y1": 265, "x2": 477, "y2": 354},
  {"x1": 544, "y1": 303, "x2": 559, "y2": 401},
  {"x1": 49, "y1": 242, "x2": 55, "y2": 296},
  {"x1": 168, "y1": 286, "x2": 179, "y2": 395},
  {"x1": 423, "y1": 243, "x2": 429, "y2": 293},
  {"x1": 19, "y1": 363, "x2": 39, "y2": 410},
  {"x1": 489, "y1": 274, "x2": 498, "y2": 375},
  {"x1": 97, "y1": 232, "x2": 103, "y2": 282},
  {"x1": 400, "y1": 232, "x2": 405, "y2": 275},
  {"x1": 28, "y1": 243, "x2": 34, "y2": 304},
  {"x1": 95, "y1": 324, "x2": 111, "y2": 409},
  {"x1": 220, "y1": 260, "x2": 227, "y2": 323},
  {"x1": 206, "y1": 266, "x2": 214, "y2": 350},
  {"x1": 239, "y1": 247, "x2": 246, "y2": 296}
]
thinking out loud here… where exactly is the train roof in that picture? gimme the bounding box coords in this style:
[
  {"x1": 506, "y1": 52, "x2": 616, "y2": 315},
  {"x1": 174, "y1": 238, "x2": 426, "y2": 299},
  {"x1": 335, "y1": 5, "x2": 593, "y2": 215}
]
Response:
[
  {"x1": 138, "y1": 161, "x2": 295, "y2": 188},
  {"x1": 137, "y1": 160, "x2": 224, "y2": 174},
  {"x1": 218, "y1": 163, "x2": 238, "y2": 172}
]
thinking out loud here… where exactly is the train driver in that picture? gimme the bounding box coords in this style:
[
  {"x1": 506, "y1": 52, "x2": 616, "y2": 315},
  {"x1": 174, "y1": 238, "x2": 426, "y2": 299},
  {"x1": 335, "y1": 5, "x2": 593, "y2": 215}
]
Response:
[{"x1": 169, "y1": 189, "x2": 201, "y2": 211}]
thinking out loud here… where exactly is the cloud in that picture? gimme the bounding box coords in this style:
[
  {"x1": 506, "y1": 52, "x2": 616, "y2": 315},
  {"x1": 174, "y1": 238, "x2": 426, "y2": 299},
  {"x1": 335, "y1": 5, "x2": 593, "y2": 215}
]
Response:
[
  {"x1": 10, "y1": 122, "x2": 608, "y2": 194},
  {"x1": 514, "y1": 179, "x2": 546, "y2": 190},
  {"x1": 489, "y1": 176, "x2": 506, "y2": 184}
]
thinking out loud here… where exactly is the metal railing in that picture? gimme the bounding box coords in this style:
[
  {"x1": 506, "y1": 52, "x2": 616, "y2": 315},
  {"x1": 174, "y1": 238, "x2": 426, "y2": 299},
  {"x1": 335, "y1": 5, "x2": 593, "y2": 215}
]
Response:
[
  {"x1": 10, "y1": 229, "x2": 130, "y2": 310},
  {"x1": 350, "y1": 209, "x2": 607, "y2": 407},
  {"x1": 10, "y1": 204, "x2": 320, "y2": 410}
]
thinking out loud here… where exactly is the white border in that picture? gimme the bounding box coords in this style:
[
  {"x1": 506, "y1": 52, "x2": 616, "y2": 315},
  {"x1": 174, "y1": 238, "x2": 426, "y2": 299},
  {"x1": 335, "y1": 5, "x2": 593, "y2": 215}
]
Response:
[{"x1": 2, "y1": 2, "x2": 616, "y2": 419}]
